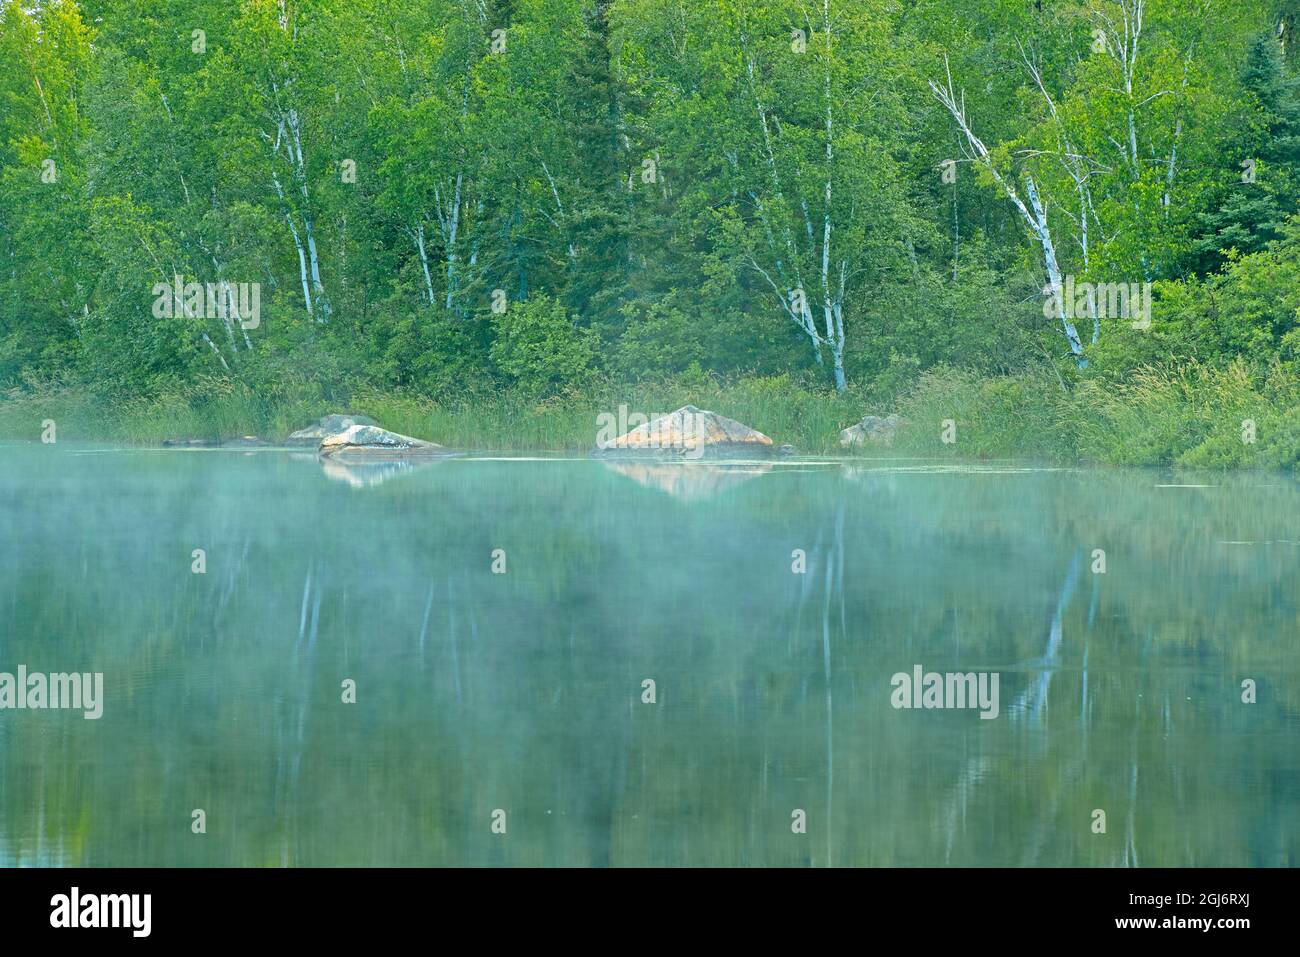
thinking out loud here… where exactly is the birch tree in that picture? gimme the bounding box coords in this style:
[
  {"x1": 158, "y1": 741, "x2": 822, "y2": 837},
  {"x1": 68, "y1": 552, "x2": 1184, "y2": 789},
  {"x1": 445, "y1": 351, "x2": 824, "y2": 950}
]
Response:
[
  {"x1": 928, "y1": 0, "x2": 1240, "y2": 360},
  {"x1": 624, "y1": 0, "x2": 917, "y2": 391},
  {"x1": 221, "y1": 0, "x2": 337, "y2": 320},
  {"x1": 931, "y1": 59, "x2": 1087, "y2": 365}
]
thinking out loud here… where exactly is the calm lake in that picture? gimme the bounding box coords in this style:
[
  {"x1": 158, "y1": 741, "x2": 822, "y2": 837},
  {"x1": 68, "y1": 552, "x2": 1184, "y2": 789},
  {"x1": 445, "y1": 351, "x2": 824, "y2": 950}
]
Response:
[{"x1": 1, "y1": 443, "x2": 1297, "y2": 866}]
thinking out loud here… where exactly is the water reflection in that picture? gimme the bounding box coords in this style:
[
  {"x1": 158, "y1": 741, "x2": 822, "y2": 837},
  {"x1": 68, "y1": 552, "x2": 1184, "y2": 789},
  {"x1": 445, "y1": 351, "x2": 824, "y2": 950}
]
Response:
[
  {"x1": 602, "y1": 461, "x2": 775, "y2": 500},
  {"x1": 317, "y1": 456, "x2": 446, "y2": 489},
  {"x1": 0, "y1": 445, "x2": 1296, "y2": 866}
]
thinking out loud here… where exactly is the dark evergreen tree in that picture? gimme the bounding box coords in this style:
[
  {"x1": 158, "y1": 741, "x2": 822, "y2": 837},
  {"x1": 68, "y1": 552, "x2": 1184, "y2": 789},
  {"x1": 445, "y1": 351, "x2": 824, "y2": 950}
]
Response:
[{"x1": 1188, "y1": 33, "x2": 1300, "y2": 273}]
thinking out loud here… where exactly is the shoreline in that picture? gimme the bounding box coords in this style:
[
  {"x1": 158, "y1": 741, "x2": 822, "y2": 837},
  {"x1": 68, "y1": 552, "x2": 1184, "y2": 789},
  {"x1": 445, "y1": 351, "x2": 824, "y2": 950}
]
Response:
[{"x1": 3, "y1": 363, "x2": 1298, "y2": 470}]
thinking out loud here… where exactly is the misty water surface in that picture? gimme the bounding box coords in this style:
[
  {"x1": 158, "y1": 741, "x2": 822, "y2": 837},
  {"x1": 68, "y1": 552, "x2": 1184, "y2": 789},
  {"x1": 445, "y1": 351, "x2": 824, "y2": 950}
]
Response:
[{"x1": 0, "y1": 444, "x2": 1296, "y2": 865}]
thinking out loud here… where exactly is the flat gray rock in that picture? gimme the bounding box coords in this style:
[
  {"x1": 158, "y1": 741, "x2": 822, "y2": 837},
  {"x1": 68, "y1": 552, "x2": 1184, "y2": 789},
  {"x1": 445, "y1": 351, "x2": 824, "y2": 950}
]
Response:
[
  {"x1": 318, "y1": 424, "x2": 456, "y2": 459},
  {"x1": 840, "y1": 414, "x2": 901, "y2": 448},
  {"x1": 286, "y1": 413, "x2": 376, "y2": 446}
]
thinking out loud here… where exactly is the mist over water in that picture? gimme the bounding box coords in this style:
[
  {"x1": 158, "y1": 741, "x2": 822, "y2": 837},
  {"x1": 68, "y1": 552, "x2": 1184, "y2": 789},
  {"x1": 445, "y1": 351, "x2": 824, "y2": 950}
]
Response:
[{"x1": 1, "y1": 444, "x2": 1296, "y2": 866}]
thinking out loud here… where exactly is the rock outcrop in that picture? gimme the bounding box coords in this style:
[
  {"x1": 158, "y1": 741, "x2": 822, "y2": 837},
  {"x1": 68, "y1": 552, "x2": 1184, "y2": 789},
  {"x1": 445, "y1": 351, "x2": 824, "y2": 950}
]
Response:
[
  {"x1": 594, "y1": 405, "x2": 777, "y2": 459},
  {"x1": 840, "y1": 414, "x2": 901, "y2": 448},
  {"x1": 318, "y1": 424, "x2": 455, "y2": 459},
  {"x1": 286, "y1": 413, "x2": 376, "y2": 447}
]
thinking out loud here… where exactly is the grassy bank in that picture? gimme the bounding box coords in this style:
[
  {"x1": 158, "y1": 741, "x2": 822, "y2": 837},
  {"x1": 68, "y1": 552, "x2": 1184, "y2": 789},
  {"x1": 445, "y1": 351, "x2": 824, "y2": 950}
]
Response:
[
  {"x1": 0, "y1": 375, "x2": 869, "y2": 454},
  {"x1": 3, "y1": 363, "x2": 1299, "y2": 467}
]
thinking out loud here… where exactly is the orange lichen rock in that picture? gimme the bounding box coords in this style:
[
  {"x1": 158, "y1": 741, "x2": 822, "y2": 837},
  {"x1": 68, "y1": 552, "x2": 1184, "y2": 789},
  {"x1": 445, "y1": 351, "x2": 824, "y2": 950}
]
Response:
[{"x1": 594, "y1": 405, "x2": 776, "y2": 459}]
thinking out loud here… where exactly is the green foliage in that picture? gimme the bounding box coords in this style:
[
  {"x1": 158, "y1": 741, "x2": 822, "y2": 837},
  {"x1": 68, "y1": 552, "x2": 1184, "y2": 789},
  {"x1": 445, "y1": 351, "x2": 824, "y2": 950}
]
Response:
[
  {"x1": 1089, "y1": 214, "x2": 1300, "y2": 374},
  {"x1": 1074, "y1": 360, "x2": 1300, "y2": 468},
  {"x1": 489, "y1": 295, "x2": 598, "y2": 397},
  {"x1": 891, "y1": 367, "x2": 1073, "y2": 460},
  {"x1": 1187, "y1": 32, "x2": 1300, "y2": 275},
  {"x1": 612, "y1": 297, "x2": 707, "y2": 380},
  {"x1": 1, "y1": 0, "x2": 1298, "y2": 467}
]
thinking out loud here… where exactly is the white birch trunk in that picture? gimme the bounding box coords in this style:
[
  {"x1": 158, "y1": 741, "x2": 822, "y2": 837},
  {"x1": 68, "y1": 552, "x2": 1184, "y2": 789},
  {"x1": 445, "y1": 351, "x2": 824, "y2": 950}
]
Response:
[
  {"x1": 932, "y1": 63, "x2": 1086, "y2": 365},
  {"x1": 1026, "y1": 176, "x2": 1085, "y2": 360},
  {"x1": 445, "y1": 172, "x2": 461, "y2": 312},
  {"x1": 413, "y1": 223, "x2": 436, "y2": 308}
]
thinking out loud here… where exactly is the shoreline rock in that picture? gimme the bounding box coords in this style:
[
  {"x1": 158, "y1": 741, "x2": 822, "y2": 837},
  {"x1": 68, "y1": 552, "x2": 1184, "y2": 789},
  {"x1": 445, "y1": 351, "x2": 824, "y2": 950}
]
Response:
[
  {"x1": 593, "y1": 405, "x2": 779, "y2": 459},
  {"x1": 840, "y1": 414, "x2": 901, "y2": 448},
  {"x1": 318, "y1": 423, "x2": 457, "y2": 459},
  {"x1": 285, "y1": 413, "x2": 376, "y2": 447}
]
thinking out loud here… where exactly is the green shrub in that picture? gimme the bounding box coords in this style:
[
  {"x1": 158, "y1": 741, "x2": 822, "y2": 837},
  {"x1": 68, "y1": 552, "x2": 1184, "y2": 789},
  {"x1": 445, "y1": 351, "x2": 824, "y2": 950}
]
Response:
[{"x1": 489, "y1": 295, "x2": 599, "y2": 399}]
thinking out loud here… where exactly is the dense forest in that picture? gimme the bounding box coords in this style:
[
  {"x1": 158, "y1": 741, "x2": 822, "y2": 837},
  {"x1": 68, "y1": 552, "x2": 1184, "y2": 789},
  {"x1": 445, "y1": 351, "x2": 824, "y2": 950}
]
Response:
[{"x1": 3, "y1": 0, "x2": 1300, "y2": 463}]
